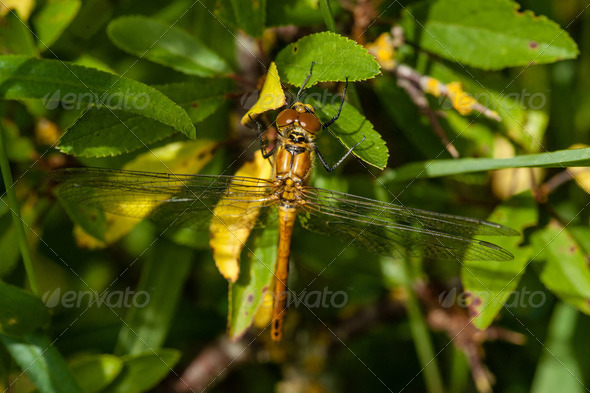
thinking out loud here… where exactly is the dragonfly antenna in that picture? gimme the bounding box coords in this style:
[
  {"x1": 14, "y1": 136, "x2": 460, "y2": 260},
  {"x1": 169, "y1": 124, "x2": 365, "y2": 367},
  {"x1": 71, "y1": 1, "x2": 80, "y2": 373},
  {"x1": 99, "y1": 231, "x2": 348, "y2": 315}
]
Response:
[{"x1": 296, "y1": 61, "x2": 316, "y2": 102}]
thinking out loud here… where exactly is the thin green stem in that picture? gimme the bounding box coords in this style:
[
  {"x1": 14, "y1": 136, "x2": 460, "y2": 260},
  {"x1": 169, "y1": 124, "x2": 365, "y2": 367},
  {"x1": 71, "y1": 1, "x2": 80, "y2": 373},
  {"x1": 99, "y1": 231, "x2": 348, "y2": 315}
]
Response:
[
  {"x1": 319, "y1": 0, "x2": 337, "y2": 32},
  {"x1": 402, "y1": 259, "x2": 445, "y2": 393},
  {"x1": 0, "y1": 124, "x2": 39, "y2": 295},
  {"x1": 448, "y1": 346, "x2": 468, "y2": 393}
]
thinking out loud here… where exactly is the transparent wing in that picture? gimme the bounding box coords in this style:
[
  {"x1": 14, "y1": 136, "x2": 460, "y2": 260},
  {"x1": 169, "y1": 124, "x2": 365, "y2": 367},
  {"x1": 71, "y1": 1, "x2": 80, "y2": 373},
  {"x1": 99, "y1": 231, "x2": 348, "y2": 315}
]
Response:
[
  {"x1": 298, "y1": 187, "x2": 518, "y2": 261},
  {"x1": 50, "y1": 167, "x2": 278, "y2": 231}
]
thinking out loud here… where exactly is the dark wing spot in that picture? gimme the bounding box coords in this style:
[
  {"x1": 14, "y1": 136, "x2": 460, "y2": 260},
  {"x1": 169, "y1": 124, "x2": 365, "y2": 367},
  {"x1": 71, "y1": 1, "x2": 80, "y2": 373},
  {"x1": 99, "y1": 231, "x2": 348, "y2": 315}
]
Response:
[{"x1": 529, "y1": 41, "x2": 539, "y2": 49}]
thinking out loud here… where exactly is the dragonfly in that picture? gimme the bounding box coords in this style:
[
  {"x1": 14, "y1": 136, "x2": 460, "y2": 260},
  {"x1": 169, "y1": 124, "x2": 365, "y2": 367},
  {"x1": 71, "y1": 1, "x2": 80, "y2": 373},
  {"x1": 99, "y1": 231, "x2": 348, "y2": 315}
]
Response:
[{"x1": 51, "y1": 65, "x2": 518, "y2": 341}]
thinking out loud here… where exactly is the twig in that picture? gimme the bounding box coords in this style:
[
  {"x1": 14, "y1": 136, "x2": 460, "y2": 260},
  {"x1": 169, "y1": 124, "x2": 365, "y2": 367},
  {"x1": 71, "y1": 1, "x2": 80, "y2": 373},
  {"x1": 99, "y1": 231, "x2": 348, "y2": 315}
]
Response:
[
  {"x1": 395, "y1": 64, "x2": 502, "y2": 122},
  {"x1": 172, "y1": 337, "x2": 251, "y2": 393},
  {"x1": 396, "y1": 74, "x2": 460, "y2": 158}
]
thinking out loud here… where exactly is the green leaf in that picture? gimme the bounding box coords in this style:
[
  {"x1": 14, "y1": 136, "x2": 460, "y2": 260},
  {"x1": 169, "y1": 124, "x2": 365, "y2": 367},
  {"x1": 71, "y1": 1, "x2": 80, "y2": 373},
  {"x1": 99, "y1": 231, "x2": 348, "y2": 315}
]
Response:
[
  {"x1": 70, "y1": 355, "x2": 124, "y2": 393},
  {"x1": 107, "y1": 16, "x2": 232, "y2": 77},
  {"x1": 314, "y1": 100, "x2": 389, "y2": 169},
  {"x1": 115, "y1": 240, "x2": 192, "y2": 355},
  {"x1": 56, "y1": 186, "x2": 109, "y2": 240},
  {"x1": 400, "y1": 0, "x2": 579, "y2": 70},
  {"x1": 0, "y1": 12, "x2": 38, "y2": 56},
  {"x1": 32, "y1": 0, "x2": 81, "y2": 50},
  {"x1": 461, "y1": 193, "x2": 537, "y2": 329},
  {"x1": 267, "y1": 0, "x2": 342, "y2": 27},
  {"x1": 275, "y1": 32, "x2": 381, "y2": 86},
  {"x1": 0, "y1": 200, "x2": 20, "y2": 277},
  {"x1": 156, "y1": 78, "x2": 235, "y2": 124},
  {"x1": 427, "y1": 61, "x2": 550, "y2": 152},
  {"x1": 228, "y1": 217, "x2": 278, "y2": 340},
  {"x1": 1, "y1": 118, "x2": 36, "y2": 163},
  {"x1": 229, "y1": 0, "x2": 266, "y2": 37},
  {"x1": 0, "y1": 282, "x2": 49, "y2": 336},
  {"x1": 58, "y1": 110, "x2": 177, "y2": 158},
  {"x1": 533, "y1": 222, "x2": 590, "y2": 314},
  {"x1": 102, "y1": 350, "x2": 181, "y2": 393},
  {"x1": 530, "y1": 303, "x2": 585, "y2": 393},
  {"x1": 58, "y1": 78, "x2": 232, "y2": 157},
  {"x1": 0, "y1": 55, "x2": 195, "y2": 138},
  {"x1": 380, "y1": 147, "x2": 590, "y2": 183},
  {"x1": 0, "y1": 332, "x2": 84, "y2": 393},
  {"x1": 66, "y1": 0, "x2": 113, "y2": 40},
  {"x1": 374, "y1": 76, "x2": 450, "y2": 159}
]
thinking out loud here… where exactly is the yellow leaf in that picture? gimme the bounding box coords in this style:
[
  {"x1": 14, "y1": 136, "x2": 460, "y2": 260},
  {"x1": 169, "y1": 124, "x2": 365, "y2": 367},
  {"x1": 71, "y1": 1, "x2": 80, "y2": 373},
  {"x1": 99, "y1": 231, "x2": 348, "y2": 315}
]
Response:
[
  {"x1": 73, "y1": 140, "x2": 218, "y2": 247},
  {"x1": 491, "y1": 136, "x2": 543, "y2": 200},
  {"x1": 209, "y1": 151, "x2": 273, "y2": 282},
  {"x1": 568, "y1": 144, "x2": 590, "y2": 194},
  {"x1": 73, "y1": 225, "x2": 105, "y2": 249},
  {"x1": 35, "y1": 118, "x2": 60, "y2": 145},
  {"x1": 0, "y1": 0, "x2": 35, "y2": 19},
  {"x1": 252, "y1": 290, "x2": 273, "y2": 328},
  {"x1": 241, "y1": 62, "x2": 286, "y2": 125},
  {"x1": 366, "y1": 32, "x2": 396, "y2": 71},
  {"x1": 124, "y1": 140, "x2": 217, "y2": 173}
]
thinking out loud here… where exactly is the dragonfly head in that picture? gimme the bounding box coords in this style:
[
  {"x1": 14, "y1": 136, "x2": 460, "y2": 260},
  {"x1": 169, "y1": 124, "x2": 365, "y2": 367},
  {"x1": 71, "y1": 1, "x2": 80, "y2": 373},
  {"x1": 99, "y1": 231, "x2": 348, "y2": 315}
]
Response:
[{"x1": 276, "y1": 102, "x2": 322, "y2": 139}]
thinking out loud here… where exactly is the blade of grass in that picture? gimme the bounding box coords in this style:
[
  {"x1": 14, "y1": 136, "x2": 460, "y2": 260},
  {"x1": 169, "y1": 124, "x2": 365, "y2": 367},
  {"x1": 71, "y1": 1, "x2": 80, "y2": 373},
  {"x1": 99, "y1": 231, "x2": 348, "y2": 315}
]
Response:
[
  {"x1": 449, "y1": 347, "x2": 469, "y2": 393},
  {"x1": 0, "y1": 124, "x2": 38, "y2": 295},
  {"x1": 115, "y1": 239, "x2": 192, "y2": 355},
  {"x1": 402, "y1": 259, "x2": 444, "y2": 393},
  {"x1": 319, "y1": 0, "x2": 336, "y2": 32},
  {"x1": 530, "y1": 302, "x2": 583, "y2": 393},
  {"x1": 381, "y1": 147, "x2": 590, "y2": 183}
]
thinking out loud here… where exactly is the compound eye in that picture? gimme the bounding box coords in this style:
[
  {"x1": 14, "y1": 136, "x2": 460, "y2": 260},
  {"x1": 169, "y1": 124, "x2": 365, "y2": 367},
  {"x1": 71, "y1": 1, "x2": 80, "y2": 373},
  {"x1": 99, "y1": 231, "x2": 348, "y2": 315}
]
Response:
[
  {"x1": 276, "y1": 109, "x2": 297, "y2": 128},
  {"x1": 298, "y1": 112, "x2": 322, "y2": 134}
]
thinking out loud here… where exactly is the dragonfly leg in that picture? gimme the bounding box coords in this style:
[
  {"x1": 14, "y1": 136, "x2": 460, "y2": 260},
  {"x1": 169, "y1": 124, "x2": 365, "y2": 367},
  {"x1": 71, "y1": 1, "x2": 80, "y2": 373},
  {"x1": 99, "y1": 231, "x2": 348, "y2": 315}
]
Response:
[
  {"x1": 322, "y1": 77, "x2": 348, "y2": 129},
  {"x1": 250, "y1": 114, "x2": 276, "y2": 159},
  {"x1": 314, "y1": 133, "x2": 366, "y2": 172},
  {"x1": 296, "y1": 61, "x2": 316, "y2": 102}
]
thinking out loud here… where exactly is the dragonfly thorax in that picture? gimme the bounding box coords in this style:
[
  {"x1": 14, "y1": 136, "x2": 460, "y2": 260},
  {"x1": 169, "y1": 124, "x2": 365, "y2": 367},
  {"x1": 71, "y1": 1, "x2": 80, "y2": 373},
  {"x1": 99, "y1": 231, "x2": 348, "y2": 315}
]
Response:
[{"x1": 285, "y1": 127, "x2": 313, "y2": 146}]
